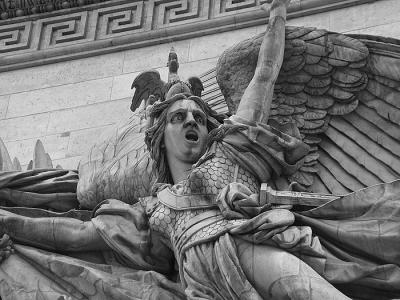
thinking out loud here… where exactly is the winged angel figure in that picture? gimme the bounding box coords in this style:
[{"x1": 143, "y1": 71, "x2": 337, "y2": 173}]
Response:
[{"x1": 0, "y1": 0, "x2": 400, "y2": 299}]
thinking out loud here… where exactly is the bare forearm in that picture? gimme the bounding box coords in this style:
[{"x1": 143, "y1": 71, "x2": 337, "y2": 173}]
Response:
[
  {"x1": 237, "y1": 0, "x2": 289, "y2": 123},
  {"x1": 257, "y1": 2, "x2": 287, "y2": 82},
  {"x1": 2, "y1": 214, "x2": 108, "y2": 252}
]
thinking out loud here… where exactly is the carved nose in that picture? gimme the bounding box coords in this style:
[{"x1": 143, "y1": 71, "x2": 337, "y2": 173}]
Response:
[
  {"x1": 184, "y1": 119, "x2": 197, "y2": 127},
  {"x1": 184, "y1": 113, "x2": 197, "y2": 127}
]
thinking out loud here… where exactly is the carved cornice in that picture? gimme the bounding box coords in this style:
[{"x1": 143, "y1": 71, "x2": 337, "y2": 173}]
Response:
[
  {"x1": 0, "y1": 0, "x2": 376, "y2": 72},
  {"x1": 0, "y1": 0, "x2": 111, "y2": 20}
]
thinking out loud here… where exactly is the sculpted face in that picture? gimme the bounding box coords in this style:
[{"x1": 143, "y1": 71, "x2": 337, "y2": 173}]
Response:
[{"x1": 164, "y1": 99, "x2": 208, "y2": 164}]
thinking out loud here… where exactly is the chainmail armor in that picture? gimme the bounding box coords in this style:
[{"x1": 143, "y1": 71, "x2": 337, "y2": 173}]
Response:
[{"x1": 149, "y1": 142, "x2": 259, "y2": 252}]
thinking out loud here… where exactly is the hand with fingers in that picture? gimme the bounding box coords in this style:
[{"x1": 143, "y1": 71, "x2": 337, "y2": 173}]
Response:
[{"x1": 0, "y1": 234, "x2": 14, "y2": 263}]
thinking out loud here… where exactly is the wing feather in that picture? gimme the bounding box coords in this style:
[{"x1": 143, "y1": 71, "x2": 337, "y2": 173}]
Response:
[
  {"x1": 33, "y1": 140, "x2": 53, "y2": 169},
  {"x1": 216, "y1": 28, "x2": 400, "y2": 195},
  {"x1": 325, "y1": 126, "x2": 398, "y2": 182},
  {"x1": 77, "y1": 110, "x2": 155, "y2": 208},
  {"x1": 319, "y1": 139, "x2": 381, "y2": 187},
  {"x1": 315, "y1": 160, "x2": 350, "y2": 194},
  {"x1": 366, "y1": 53, "x2": 400, "y2": 82},
  {"x1": 358, "y1": 90, "x2": 400, "y2": 124},
  {"x1": 318, "y1": 150, "x2": 364, "y2": 192},
  {"x1": 12, "y1": 158, "x2": 22, "y2": 171},
  {"x1": 286, "y1": 27, "x2": 314, "y2": 39},
  {"x1": 330, "y1": 118, "x2": 400, "y2": 176},
  {"x1": 309, "y1": 175, "x2": 330, "y2": 194},
  {"x1": 343, "y1": 113, "x2": 400, "y2": 157},
  {"x1": 0, "y1": 137, "x2": 13, "y2": 171},
  {"x1": 355, "y1": 104, "x2": 400, "y2": 140},
  {"x1": 366, "y1": 79, "x2": 400, "y2": 109}
]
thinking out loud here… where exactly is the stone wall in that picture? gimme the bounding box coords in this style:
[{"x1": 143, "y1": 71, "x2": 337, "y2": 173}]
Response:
[{"x1": 1, "y1": 0, "x2": 399, "y2": 169}]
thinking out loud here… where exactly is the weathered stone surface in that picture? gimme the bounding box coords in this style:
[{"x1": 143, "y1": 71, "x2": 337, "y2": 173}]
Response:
[
  {"x1": 50, "y1": 155, "x2": 82, "y2": 170},
  {"x1": 179, "y1": 57, "x2": 219, "y2": 80},
  {"x1": 348, "y1": 22, "x2": 400, "y2": 39},
  {"x1": 287, "y1": 11, "x2": 330, "y2": 29},
  {"x1": 0, "y1": 113, "x2": 50, "y2": 141},
  {"x1": 123, "y1": 40, "x2": 191, "y2": 73},
  {"x1": 0, "y1": 95, "x2": 9, "y2": 120},
  {"x1": 4, "y1": 133, "x2": 70, "y2": 165},
  {"x1": 46, "y1": 99, "x2": 131, "y2": 135},
  {"x1": 328, "y1": 0, "x2": 400, "y2": 33},
  {"x1": 188, "y1": 27, "x2": 258, "y2": 61},
  {"x1": 111, "y1": 72, "x2": 140, "y2": 101},
  {"x1": 67, "y1": 125, "x2": 115, "y2": 157},
  {"x1": 0, "y1": 53, "x2": 124, "y2": 95},
  {"x1": 7, "y1": 78, "x2": 113, "y2": 118}
]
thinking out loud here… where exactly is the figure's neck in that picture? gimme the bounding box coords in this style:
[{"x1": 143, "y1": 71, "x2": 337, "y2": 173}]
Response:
[{"x1": 167, "y1": 156, "x2": 193, "y2": 184}]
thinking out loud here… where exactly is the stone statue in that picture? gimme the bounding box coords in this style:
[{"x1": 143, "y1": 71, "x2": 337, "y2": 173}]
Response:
[{"x1": 0, "y1": 0, "x2": 400, "y2": 299}]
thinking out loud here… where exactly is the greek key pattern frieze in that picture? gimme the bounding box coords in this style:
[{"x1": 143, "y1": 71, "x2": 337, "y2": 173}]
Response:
[
  {"x1": 151, "y1": 0, "x2": 209, "y2": 29},
  {"x1": 94, "y1": 2, "x2": 145, "y2": 39},
  {"x1": 0, "y1": 21, "x2": 33, "y2": 53},
  {"x1": 0, "y1": 0, "x2": 370, "y2": 72},
  {"x1": 0, "y1": 0, "x2": 269, "y2": 55},
  {"x1": 37, "y1": 11, "x2": 91, "y2": 49},
  {"x1": 213, "y1": 0, "x2": 257, "y2": 17}
]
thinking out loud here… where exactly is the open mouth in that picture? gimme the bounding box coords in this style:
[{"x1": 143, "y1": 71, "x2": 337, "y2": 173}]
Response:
[{"x1": 185, "y1": 130, "x2": 199, "y2": 142}]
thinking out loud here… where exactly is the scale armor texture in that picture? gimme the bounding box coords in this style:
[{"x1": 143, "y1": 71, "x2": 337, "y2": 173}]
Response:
[{"x1": 149, "y1": 142, "x2": 260, "y2": 248}]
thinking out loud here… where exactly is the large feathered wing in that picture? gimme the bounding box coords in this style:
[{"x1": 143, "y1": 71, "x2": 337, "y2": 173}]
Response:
[
  {"x1": 312, "y1": 35, "x2": 400, "y2": 194},
  {"x1": 216, "y1": 26, "x2": 400, "y2": 194},
  {"x1": 77, "y1": 70, "x2": 166, "y2": 208},
  {"x1": 77, "y1": 108, "x2": 155, "y2": 208}
]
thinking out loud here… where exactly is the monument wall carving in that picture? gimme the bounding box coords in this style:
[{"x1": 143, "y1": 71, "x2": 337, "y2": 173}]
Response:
[
  {"x1": 0, "y1": 0, "x2": 375, "y2": 72},
  {"x1": 0, "y1": 1, "x2": 399, "y2": 298},
  {"x1": 0, "y1": 0, "x2": 398, "y2": 171}
]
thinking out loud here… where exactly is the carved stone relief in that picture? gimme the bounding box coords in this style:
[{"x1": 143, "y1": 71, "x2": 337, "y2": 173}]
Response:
[{"x1": 0, "y1": 0, "x2": 376, "y2": 72}]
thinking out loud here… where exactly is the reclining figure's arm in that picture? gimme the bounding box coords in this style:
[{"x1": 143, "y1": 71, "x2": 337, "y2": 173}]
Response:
[{"x1": 1, "y1": 212, "x2": 108, "y2": 252}]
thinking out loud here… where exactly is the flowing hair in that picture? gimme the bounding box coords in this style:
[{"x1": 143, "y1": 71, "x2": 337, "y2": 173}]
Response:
[{"x1": 145, "y1": 93, "x2": 226, "y2": 184}]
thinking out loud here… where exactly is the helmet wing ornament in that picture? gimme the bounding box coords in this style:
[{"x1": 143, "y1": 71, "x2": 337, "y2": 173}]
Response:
[
  {"x1": 187, "y1": 76, "x2": 204, "y2": 97},
  {"x1": 130, "y1": 70, "x2": 166, "y2": 112}
]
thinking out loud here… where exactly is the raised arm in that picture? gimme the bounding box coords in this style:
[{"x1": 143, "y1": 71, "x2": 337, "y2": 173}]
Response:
[{"x1": 236, "y1": 0, "x2": 290, "y2": 124}]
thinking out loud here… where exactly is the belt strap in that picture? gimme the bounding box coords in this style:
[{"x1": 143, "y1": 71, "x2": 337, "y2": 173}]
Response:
[
  {"x1": 157, "y1": 187, "x2": 217, "y2": 210},
  {"x1": 173, "y1": 210, "x2": 223, "y2": 255}
]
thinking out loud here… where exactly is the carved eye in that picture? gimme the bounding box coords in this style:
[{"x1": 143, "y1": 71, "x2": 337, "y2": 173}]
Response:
[
  {"x1": 171, "y1": 112, "x2": 184, "y2": 123},
  {"x1": 194, "y1": 114, "x2": 205, "y2": 125}
]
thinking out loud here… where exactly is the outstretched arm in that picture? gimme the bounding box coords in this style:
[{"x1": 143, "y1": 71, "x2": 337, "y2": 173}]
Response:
[
  {"x1": 236, "y1": 0, "x2": 290, "y2": 124},
  {"x1": 1, "y1": 212, "x2": 108, "y2": 252}
]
